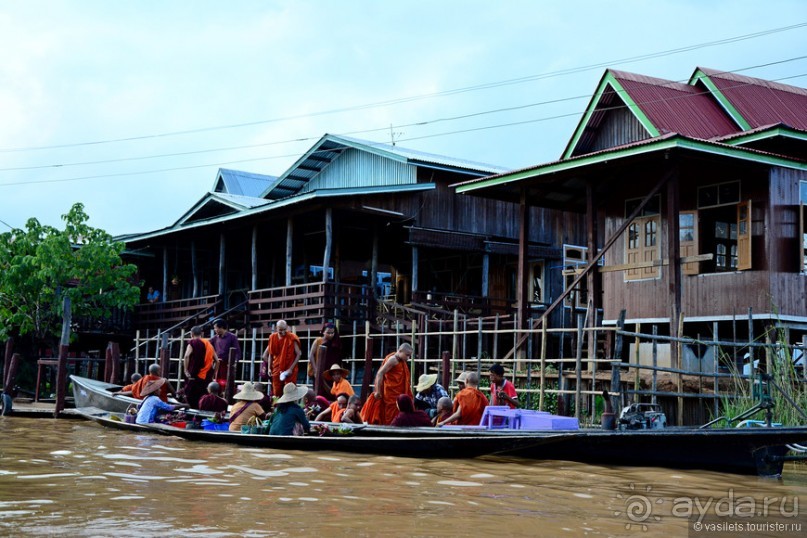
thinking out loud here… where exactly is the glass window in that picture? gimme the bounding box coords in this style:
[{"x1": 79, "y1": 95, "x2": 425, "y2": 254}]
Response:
[{"x1": 698, "y1": 181, "x2": 741, "y2": 208}]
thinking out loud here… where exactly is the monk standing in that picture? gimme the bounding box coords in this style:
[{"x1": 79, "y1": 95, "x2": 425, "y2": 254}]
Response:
[
  {"x1": 261, "y1": 320, "x2": 302, "y2": 398},
  {"x1": 183, "y1": 325, "x2": 217, "y2": 409},
  {"x1": 437, "y1": 372, "x2": 489, "y2": 426},
  {"x1": 361, "y1": 343, "x2": 413, "y2": 425}
]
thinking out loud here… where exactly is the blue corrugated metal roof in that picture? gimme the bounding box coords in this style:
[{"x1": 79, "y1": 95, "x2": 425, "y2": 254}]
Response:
[
  {"x1": 262, "y1": 134, "x2": 510, "y2": 199},
  {"x1": 215, "y1": 168, "x2": 278, "y2": 197}
]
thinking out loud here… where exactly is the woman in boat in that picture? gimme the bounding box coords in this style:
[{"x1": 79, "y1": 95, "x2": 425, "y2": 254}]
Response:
[
  {"x1": 391, "y1": 394, "x2": 432, "y2": 427},
  {"x1": 136, "y1": 378, "x2": 186, "y2": 424},
  {"x1": 269, "y1": 383, "x2": 310, "y2": 436},
  {"x1": 228, "y1": 382, "x2": 267, "y2": 433},
  {"x1": 308, "y1": 322, "x2": 341, "y2": 398}
]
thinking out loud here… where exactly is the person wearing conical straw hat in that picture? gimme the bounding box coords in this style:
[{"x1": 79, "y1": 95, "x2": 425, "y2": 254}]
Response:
[
  {"x1": 413, "y1": 373, "x2": 448, "y2": 418},
  {"x1": 228, "y1": 382, "x2": 267, "y2": 433},
  {"x1": 135, "y1": 378, "x2": 186, "y2": 424},
  {"x1": 268, "y1": 383, "x2": 310, "y2": 436},
  {"x1": 323, "y1": 364, "x2": 353, "y2": 400}
]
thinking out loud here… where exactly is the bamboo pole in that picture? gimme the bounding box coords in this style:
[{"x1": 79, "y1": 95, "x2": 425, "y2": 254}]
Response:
[
  {"x1": 651, "y1": 325, "x2": 658, "y2": 406},
  {"x1": 539, "y1": 322, "x2": 547, "y2": 411},
  {"x1": 575, "y1": 313, "x2": 583, "y2": 420},
  {"x1": 633, "y1": 323, "x2": 641, "y2": 404},
  {"x1": 713, "y1": 322, "x2": 719, "y2": 419}
]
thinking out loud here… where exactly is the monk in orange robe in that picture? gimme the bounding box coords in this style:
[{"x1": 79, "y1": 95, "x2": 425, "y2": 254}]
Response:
[
  {"x1": 126, "y1": 364, "x2": 174, "y2": 402},
  {"x1": 437, "y1": 372, "x2": 489, "y2": 426},
  {"x1": 261, "y1": 320, "x2": 302, "y2": 398},
  {"x1": 361, "y1": 343, "x2": 413, "y2": 425}
]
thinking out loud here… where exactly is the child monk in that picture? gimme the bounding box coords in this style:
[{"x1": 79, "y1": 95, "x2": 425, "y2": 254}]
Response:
[
  {"x1": 315, "y1": 393, "x2": 349, "y2": 423},
  {"x1": 340, "y1": 395, "x2": 363, "y2": 424},
  {"x1": 432, "y1": 396, "x2": 453, "y2": 426},
  {"x1": 323, "y1": 364, "x2": 354, "y2": 400},
  {"x1": 437, "y1": 372, "x2": 489, "y2": 426}
]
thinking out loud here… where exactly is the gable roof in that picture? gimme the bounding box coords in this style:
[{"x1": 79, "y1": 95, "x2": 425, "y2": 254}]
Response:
[
  {"x1": 690, "y1": 67, "x2": 807, "y2": 131},
  {"x1": 175, "y1": 191, "x2": 271, "y2": 226},
  {"x1": 563, "y1": 67, "x2": 807, "y2": 159},
  {"x1": 213, "y1": 168, "x2": 278, "y2": 197},
  {"x1": 262, "y1": 133, "x2": 510, "y2": 199}
]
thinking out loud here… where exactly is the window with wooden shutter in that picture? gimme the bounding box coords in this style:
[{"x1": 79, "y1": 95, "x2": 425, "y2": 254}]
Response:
[
  {"x1": 625, "y1": 215, "x2": 660, "y2": 281},
  {"x1": 737, "y1": 200, "x2": 752, "y2": 270},
  {"x1": 679, "y1": 211, "x2": 699, "y2": 275}
]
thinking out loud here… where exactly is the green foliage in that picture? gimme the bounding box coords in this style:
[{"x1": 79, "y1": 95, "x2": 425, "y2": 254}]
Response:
[{"x1": 0, "y1": 203, "x2": 140, "y2": 343}]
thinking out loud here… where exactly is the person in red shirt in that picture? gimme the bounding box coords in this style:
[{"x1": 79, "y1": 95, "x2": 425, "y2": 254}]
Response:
[{"x1": 489, "y1": 362, "x2": 518, "y2": 409}]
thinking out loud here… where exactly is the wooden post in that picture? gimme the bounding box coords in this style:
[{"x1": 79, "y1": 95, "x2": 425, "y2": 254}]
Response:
[
  {"x1": 159, "y1": 333, "x2": 169, "y2": 378},
  {"x1": 191, "y1": 240, "x2": 198, "y2": 298},
  {"x1": 611, "y1": 310, "x2": 626, "y2": 407},
  {"x1": 54, "y1": 297, "x2": 71, "y2": 417},
  {"x1": 225, "y1": 348, "x2": 237, "y2": 403},
  {"x1": 516, "y1": 188, "x2": 530, "y2": 346},
  {"x1": 539, "y1": 322, "x2": 547, "y2": 411},
  {"x1": 322, "y1": 208, "x2": 332, "y2": 283},
  {"x1": 410, "y1": 319, "x2": 417, "y2": 388},
  {"x1": 677, "y1": 312, "x2": 685, "y2": 426},
  {"x1": 747, "y1": 308, "x2": 755, "y2": 392},
  {"x1": 371, "y1": 230, "x2": 379, "y2": 299},
  {"x1": 218, "y1": 233, "x2": 226, "y2": 296},
  {"x1": 633, "y1": 323, "x2": 641, "y2": 404},
  {"x1": 104, "y1": 343, "x2": 114, "y2": 383},
  {"x1": 411, "y1": 246, "x2": 419, "y2": 295},
  {"x1": 575, "y1": 313, "x2": 583, "y2": 421},
  {"x1": 713, "y1": 321, "x2": 719, "y2": 419},
  {"x1": 493, "y1": 314, "x2": 499, "y2": 360},
  {"x1": 481, "y1": 253, "x2": 490, "y2": 297},
  {"x1": 3, "y1": 353, "x2": 20, "y2": 395},
  {"x1": 1, "y1": 337, "x2": 12, "y2": 391},
  {"x1": 476, "y1": 317, "x2": 483, "y2": 375},
  {"x1": 251, "y1": 224, "x2": 258, "y2": 291},
  {"x1": 285, "y1": 217, "x2": 293, "y2": 287},
  {"x1": 585, "y1": 180, "x2": 601, "y2": 373},
  {"x1": 162, "y1": 246, "x2": 168, "y2": 303},
  {"x1": 441, "y1": 350, "x2": 452, "y2": 390},
  {"x1": 452, "y1": 310, "x2": 459, "y2": 367},
  {"x1": 360, "y1": 321, "x2": 373, "y2": 399},
  {"x1": 651, "y1": 325, "x2": 658, "y2": 405}
]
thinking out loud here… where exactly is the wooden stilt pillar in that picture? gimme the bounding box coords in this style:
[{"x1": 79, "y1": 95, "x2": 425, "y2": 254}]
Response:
[
  {"x1": 191, "y1": 240, "x2": 198, "y2": 298},
  {"x1": 218, "y1": 233, "x2": 225, "y2": 296},
  {"x1": 252, "y1": 225, "x2": 258, "y2": 291},
  {"x1": 54, "y1": 297, "x2": 71, "y2": 417},
  {"x1": 285, "y1": 218, "x2": 293, "y2": 287},
  {"x1": 323, "y1": 208, "x2": 332, "y2": 283}
]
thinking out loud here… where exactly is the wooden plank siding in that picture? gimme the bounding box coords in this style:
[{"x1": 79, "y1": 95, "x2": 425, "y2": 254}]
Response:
[{"x1": 601, "y1": 160, "x2": 807, "y2": 322}]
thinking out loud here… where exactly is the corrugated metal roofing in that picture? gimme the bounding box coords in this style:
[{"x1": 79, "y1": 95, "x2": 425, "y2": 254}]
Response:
[
  {"x1": 611, "y1": 70, "x2": 739, "y2": 139},
  {"x1": 214, "y1": 168, "x2": 278, "y2": 198},
  {"x1": 693, "y1": 67, "x2": 807, "y2": 131},
  {"x1": 263, "y1": 134, "x2": 510, "y2": 199}
]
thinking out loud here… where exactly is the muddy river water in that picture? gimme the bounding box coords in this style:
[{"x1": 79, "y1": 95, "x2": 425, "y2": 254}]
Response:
[{"x1": 0, "y1": 417, "x2": 805, "y2": 537}]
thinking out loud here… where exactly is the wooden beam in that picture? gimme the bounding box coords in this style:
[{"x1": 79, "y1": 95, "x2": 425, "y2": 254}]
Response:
[
  {"x1": 251, "y1": 224, "x2": 258, "y2": 291},
  {"x1": 595, "y1": 254, "x2": 713, "y2": 273},
  {"x1": 481, "y1": 253, "x2": 490, "y2": 297},
  {"x1": 162, "y1": 246, "x2": 168, "y2": 303},
  {"x1": 412, "y1": 246, "x2": 419, "y2": 293},
  {"x1": 191, "y1": 240, "x2": 198, "y2": 298},
  {"x1": 218, "y1": 233, "x2": 225, "y2": 296},
  {"x1": 586, "y1": 181, "x2": 600, "y2": 369},
  {"x1": 516, "y1": 188, "x2": 530, "y2": 330},
  {"x1": 371, "y1": 230, "x2": 379, "y2": 298}
]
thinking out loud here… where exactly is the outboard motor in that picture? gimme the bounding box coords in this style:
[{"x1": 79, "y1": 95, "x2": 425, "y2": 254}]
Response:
[{"x1": 618, "y1": 403, "x2": 667, "y2": 430}]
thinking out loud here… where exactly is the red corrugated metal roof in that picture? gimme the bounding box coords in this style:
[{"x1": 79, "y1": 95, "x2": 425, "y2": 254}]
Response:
[
  {"x1": 695, "y1": 67, "x2": 807, "y2": 130},
  {"x1": 610, "y1": 70, "x2": 739, "y2": 138}
]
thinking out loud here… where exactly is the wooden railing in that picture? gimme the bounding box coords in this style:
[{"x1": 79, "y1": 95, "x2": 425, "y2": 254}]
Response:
[
  {"x1": 247, "y1": 282, "x2": 372, "y2": 329},
  {"x1": 135, "y1": 294, "x2": 222, "y2": 331},
  {"x1": 411, "y1": 290, "x2": 510, "y2": 317}
]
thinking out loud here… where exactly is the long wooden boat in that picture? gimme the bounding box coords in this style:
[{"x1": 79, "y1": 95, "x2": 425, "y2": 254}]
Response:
[
  {"x1": 73, "y1": 407, "x2": 807, "y2": 476},
  {"x1": 70, "y1": 375, "x2": 216, "y2": 419}
]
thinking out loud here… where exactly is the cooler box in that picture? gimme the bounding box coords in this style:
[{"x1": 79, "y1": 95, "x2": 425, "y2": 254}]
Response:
[{"x1": 480, "y1": 406, "x2": 579, "y2": 431}]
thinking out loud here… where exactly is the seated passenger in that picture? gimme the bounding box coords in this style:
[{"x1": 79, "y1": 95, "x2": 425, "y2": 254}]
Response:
[
  {"x1": 198, "y1": 381, "x2": 228, "y2": 413},
  {"x1": 120, "y1": 373, "x2": 142, "y2": 392},
  {"x1": 269, "y1": 383, "x2": 310, "y2": 436},
  {"x1": 391, "y1": 394, "x2": 432, "y2": 427},
  {"x1": 315, "y1": 393, "x2": 349, "y2": 423},
  {"x1": 303, "y1": 389, "x2": 330, "y2": 420},
  {"x1": 432, "y1": 396, "x2": 454, "y2": 426},
  {"x1": 228, "y1": 382, "x2": 267, "y2": 433},
  {"x1": 323, "y1": 364, "x2": 354, "y2": 399},
  {"x1": 413, "y1": 373, "x2": 448, "y2": 417},
  {"x1": 135, "y1": 378, "x2": 186, "y2": 424},
  {"x1": 437, "y1": 372, "x2": 489, "y2": 426},
  {"x1": 123, "y1": 364, "x2": 176, "y2": 402},
  {"x1": 340, "y1": 395, "x2": 364, "y2": 424}
]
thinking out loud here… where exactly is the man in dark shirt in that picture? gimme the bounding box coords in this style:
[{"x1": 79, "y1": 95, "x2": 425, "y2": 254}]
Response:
[{"x1": 210, "y1": 319, "x2": 242, "y2": 394}]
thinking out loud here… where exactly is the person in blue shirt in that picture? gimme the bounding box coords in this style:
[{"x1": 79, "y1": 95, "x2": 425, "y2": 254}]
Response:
[
  {"x1": 146, "y1": 287, "x2": 161, "y2": 303},
  {"x1": 135, "y1": 378, "x2": 185, "y2": 424},
  {"x1": 269, "y1": 383, "x2": 310, "y2": 436}
]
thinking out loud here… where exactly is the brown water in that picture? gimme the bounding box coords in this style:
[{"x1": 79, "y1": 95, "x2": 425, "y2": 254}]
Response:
[{"x1": 0, "y1": 417, "x2": 805, "y2": 537}]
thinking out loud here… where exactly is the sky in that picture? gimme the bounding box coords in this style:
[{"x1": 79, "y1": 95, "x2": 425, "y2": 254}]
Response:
[{"x1": 0, "y1": 0, "x2": 804, "y2": 236}]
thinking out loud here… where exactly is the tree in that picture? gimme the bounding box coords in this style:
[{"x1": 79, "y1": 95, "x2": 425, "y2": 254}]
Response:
[{"x1": 0, "y1": 203, "x2": 140, "y2": 348}]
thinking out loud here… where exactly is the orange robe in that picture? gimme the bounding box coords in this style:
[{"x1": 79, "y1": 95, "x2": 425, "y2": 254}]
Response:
[
  {"x1": 330, "y1": 378, "x2": 355, "y2": 398},
  {"x1": 130, "y1": 374, "x2": 169, "y2": 402},
  {"x1": 453, "y1": 387, "x2": 489, "y2": 426},
  {"x1": 266, "y1": 332, "x2": 301, "y2": 398},
  {"x1": 361, "y1": 352, "x2": 412, "y2": 426},
  {"x1": 329, "y1": 401, "x2": 346, "y2": 423}
]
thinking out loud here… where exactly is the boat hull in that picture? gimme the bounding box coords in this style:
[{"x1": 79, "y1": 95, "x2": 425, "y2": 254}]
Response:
[{"x1": 74, "y1": 408, "x2": 807, "y2": 476}]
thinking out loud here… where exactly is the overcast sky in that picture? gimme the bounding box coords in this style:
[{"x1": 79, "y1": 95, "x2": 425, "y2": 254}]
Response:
[{"x1": 0, "y1": 0, "x2": 804, "y2": 236}]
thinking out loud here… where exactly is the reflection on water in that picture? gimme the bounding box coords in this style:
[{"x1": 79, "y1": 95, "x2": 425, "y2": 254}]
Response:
[{"x1": 0, "y1": 417, "x2": 805, "y2": 537}]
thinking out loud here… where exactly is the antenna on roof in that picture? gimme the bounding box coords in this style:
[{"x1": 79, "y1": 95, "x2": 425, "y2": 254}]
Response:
[{"x1": 389, "y1": 124, "x2": 403, "y2": 146}]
